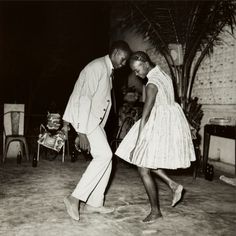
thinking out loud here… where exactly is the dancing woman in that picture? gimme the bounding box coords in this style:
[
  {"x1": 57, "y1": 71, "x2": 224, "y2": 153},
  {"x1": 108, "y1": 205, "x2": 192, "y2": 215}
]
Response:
[{"x1": 115, "y1": 51, "x2": 196, "y2": 223}]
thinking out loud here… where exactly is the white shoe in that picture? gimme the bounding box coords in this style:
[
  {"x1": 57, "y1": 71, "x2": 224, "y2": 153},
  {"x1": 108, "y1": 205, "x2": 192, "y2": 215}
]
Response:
[
  {"x1": 63, "y1": 197, "x2": 80, "y2": 221},
  {"x1": 171, "y1": 185, "x2": 183, "y2": 207}
]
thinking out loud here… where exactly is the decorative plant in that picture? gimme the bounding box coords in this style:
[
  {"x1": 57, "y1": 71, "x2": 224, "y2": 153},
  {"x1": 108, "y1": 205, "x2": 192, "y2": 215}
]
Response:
[
  {"x1": 121, "y1": 86, "x2": 140, "y2": 103},
  {"x1": 112, "y1": 0, "x2": 236, "y2": 112},
  {"x1": 111, "y1": 1, "x2": 235, "y2": 175}
]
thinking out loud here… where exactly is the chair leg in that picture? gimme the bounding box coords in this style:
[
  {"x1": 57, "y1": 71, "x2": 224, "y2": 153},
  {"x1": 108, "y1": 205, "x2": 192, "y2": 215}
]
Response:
[
  {"x1": 37, "y1": 143, "x2": 40, "y2": 161},
  {"x1": 66, "y1": 139, "x2": 70, "y2": 160},
  {"x1": 193, "y1": 147, "x2": 201, "y2": 179},
  {"x1": 3, "y1": 138, "x2": 11, "y2": 163},
  {"x1": 193, "y1": 161, "x2": 198, "y2": 179},
  {"x1": 19, "y1": 141, "x2": 24, "y2": 157},
  {"x1": 17, "y1": 140, "x2": 29, "y2": 162},
  {"x1": 62, "y1": 144, "x2": 65, "y2": 162},
  {"x1": 2, "y1": 136, "x2": 5, "y2": 162},
  {"x1": 23, "y1": 138, "x2": 30, "y2": 161}
]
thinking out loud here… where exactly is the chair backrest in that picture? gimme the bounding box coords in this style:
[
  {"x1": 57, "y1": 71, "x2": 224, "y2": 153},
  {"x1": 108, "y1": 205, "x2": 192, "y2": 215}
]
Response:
[
  {"x1": 3, "y1": 104, "x2": 25, "y2": 136},
  {"x1": 116, "y1": 116, "x2": 135, "y2": 140},
  {"x1": 46, "y1": 112, "x2": 62, "y2": 130}
]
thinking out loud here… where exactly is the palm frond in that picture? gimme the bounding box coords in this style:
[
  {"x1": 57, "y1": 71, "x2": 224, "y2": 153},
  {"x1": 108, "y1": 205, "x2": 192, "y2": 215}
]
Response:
[{"x1": 111, "y1": 0, "x2": 236, "y2": 107}]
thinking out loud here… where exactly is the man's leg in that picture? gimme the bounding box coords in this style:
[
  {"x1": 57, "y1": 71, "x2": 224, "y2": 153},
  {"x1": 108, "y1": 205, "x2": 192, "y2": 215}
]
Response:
[{"x1": 72, "y1": 126, "x2": 113, "y2": 207}]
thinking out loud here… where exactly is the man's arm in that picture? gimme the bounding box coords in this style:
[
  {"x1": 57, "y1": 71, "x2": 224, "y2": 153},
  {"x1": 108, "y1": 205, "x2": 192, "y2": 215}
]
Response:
[
  {"x1": 63, "y1": 64, "x2": 101, "y2": 131},
  {"x1": 66, "y1": 64, "x2": 102, "y2": 152},
  {"x1": 76, "y1": 66, "x2": 101, "y2": 134}
]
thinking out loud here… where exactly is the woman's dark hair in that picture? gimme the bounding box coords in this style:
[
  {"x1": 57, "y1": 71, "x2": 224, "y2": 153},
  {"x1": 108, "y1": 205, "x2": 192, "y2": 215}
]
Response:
[{"x1": 130, "y1": 51, "x2": 155, "y2": 67}]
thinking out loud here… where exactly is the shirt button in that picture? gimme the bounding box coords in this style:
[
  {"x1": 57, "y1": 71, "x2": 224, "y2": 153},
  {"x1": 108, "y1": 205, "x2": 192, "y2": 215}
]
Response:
[
  {"x1": 100, "y1": 117, "x2": 103, "y2": 120},
  {"x1": 103, "y1": 108, "x2": 106, "y2": 111},
  {"x1": 107, "y1": 99, "x2": 110, "y2": 102}
]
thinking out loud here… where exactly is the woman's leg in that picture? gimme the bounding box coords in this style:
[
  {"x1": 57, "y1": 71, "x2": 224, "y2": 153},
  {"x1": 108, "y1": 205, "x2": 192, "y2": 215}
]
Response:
[
  {"x1": 151, "y1": 169, "x2": 178, "y2": 189},
  {"x1": 151, "y1": 169, "x2": 183, "y2": 207},
  {"x1": 138, "y1": 167, "x2": 162, "y2": 222}
]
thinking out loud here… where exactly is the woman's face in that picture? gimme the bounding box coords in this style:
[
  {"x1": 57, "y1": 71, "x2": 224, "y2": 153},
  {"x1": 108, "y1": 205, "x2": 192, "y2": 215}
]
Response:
[{"x1": 130, "y1": 60, "x2": 149, "y2": 79}]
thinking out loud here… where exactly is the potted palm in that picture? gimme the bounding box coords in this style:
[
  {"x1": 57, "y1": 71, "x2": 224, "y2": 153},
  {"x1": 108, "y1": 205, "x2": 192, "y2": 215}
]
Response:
[{"x1": 111, "y1": 0, "x2": 235, "y2": 125}]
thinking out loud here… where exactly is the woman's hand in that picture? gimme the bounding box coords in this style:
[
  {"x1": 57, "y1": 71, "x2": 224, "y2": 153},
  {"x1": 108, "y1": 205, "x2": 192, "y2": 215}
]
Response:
[{"x1": 75, "y1": 133, "x2": 91, "y2": 153}]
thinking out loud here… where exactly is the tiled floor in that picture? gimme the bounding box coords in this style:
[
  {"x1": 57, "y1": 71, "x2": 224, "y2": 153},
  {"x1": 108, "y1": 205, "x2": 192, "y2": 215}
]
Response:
[{"x1": 0, "y1": 155, "x2": 235, "y2": 236}]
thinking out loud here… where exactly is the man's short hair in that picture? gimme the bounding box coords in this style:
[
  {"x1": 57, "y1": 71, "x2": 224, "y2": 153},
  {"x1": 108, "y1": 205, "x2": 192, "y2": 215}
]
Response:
[{"x1": 109, "y1": 40, "x2": 131, "y2": 55}]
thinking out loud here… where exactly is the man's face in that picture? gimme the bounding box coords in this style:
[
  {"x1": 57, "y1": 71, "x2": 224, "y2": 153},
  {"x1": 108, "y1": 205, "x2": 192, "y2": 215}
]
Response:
[{"x1": 112, "y1": 49, "x2": 130, "y2": 69}]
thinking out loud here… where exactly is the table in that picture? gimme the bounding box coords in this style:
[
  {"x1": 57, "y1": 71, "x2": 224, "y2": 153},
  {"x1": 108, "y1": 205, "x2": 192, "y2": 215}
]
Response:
[{"x1": 203, "y1": 124, "x2": 236, "y2": 175}]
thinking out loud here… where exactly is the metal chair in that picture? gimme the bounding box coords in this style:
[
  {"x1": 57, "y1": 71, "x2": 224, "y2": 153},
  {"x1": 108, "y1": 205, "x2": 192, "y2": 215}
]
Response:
[
  {"x1": 110, "y1": 116, "x2": 135, "y2": 150},
  {"x1": 37, "y1": 113, "x2": 69, "y2": 162},
  {"x1": 2, "y1": 104, "x2": 29, "y2": 163}
]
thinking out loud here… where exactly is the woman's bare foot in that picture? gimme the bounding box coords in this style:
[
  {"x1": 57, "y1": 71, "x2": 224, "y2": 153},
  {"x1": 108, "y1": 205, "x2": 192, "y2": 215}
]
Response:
[{"x1": 142, "y1": 211, "x2": 162, "y2": 223}]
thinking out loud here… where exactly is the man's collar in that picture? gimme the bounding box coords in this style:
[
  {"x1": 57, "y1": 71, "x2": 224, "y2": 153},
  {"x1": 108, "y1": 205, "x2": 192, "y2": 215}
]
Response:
[{"x1": 105, "y1": 55, "x2": 114, "y2": 73}]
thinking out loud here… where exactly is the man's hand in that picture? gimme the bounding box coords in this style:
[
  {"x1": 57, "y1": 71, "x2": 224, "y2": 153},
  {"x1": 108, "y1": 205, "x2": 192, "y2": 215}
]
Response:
[{"x1": 75, "y1": 133, "x2": 91, "y2": 153}]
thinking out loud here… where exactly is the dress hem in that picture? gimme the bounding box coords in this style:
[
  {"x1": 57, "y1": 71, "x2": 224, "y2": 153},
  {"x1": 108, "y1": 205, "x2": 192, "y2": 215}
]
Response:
[{"x1": 118, "y1": 157, "x2": 193, "y2": 170}]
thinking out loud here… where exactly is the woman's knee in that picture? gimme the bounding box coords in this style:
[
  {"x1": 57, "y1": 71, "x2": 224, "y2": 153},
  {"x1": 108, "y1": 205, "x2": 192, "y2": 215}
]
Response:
[{"x1": 138, "y1": 167, "x2": 150, "y2": 177}]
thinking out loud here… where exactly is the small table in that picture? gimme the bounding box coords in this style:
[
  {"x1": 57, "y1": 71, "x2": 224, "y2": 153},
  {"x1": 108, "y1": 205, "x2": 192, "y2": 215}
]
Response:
[{"x1": 203, "y1": 124, "x2": 236, "y2": 175}]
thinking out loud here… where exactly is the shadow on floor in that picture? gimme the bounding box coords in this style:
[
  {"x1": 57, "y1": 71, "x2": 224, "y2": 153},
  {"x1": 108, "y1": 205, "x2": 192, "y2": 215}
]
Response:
[{"x1": 0, "y1": 156, "x2": 235, "y2": 236}]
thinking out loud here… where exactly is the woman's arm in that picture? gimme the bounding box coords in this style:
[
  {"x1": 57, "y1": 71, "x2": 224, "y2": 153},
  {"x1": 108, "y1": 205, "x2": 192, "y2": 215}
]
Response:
[
  {"x1": 130, "y1": 83, "x2": 158, "y2": 160},
  {"x1": 137, "y1": 83, "x2": 158, "y2": 142}
]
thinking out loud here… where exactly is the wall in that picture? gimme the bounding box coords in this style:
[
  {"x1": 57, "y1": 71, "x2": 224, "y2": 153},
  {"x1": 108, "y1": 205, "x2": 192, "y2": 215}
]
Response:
[{"x1": 192, "y1": 28, "x2": 236, "y2": 169}]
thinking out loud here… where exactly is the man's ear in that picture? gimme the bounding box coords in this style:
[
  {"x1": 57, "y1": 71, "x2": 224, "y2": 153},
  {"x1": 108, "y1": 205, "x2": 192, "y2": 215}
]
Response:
[
  {"x1": 144, "y1": 61, "x2": 149, "y2": 68},
  {"x1": 112, "y1": 48, "x2": 119, "y2": 57}
]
